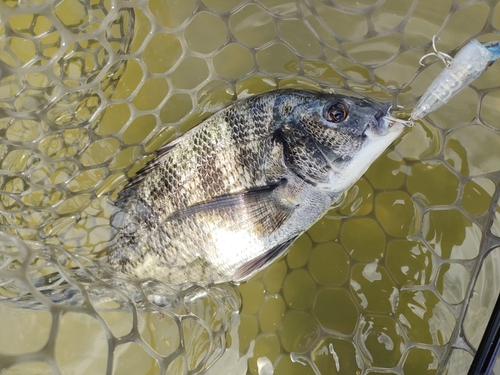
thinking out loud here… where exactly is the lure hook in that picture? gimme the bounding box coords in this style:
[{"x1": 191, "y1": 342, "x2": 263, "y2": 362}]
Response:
[
  {"x1": 418, "y1": 35, "x2": 453, "y2": 67},
  {"x1": 387, "y1": 105, "x2": 414, "y2": 128}
]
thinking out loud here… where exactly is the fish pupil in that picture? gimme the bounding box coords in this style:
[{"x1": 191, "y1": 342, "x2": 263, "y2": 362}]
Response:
[{"x1": 325, "y1": 102, "x2": 348, "y2": 123}]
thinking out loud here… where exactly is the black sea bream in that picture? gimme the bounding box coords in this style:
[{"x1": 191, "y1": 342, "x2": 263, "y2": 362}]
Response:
[{"x1": 108, "y1": 89, "x2": 404, "y2": 285}]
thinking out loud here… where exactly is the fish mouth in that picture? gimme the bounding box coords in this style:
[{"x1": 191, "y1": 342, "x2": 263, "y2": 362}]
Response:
[{"x1": 364, "y1": 104, "x2": 405, "y2": 138}]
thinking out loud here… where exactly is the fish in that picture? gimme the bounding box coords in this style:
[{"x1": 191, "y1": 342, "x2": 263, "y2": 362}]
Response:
[{"x1": 107, "y1": 89, "x2": 404, "y2": 286}]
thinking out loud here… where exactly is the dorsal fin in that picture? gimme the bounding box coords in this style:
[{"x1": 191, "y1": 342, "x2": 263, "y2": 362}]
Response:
[{"x1": 119, "y1": 126, "x2": 199, "y2": 194}]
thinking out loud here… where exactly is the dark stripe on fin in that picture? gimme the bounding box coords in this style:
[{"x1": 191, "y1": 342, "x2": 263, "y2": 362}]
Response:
[{"x1": 233, "y1": 236, "x2": 297, "y2": 281}]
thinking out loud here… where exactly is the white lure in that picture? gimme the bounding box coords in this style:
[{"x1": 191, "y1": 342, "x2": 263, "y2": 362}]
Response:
[{"x1": 411, "y1": 37, "x2": 500, "y2": 120}]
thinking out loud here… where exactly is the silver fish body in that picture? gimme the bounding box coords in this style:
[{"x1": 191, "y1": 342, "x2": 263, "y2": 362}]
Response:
[{"x1": 108, "y1": 89, "x2": 403, "y2": 286}]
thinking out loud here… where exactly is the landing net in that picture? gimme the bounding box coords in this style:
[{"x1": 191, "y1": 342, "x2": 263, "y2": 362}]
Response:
[{"x1": 0, "y1": 0, "x2": 499, "y2": 374}]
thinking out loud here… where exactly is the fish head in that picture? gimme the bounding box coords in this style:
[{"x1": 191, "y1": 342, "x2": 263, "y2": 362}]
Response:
[{"x1": 274, "y1": 91, "x2": 405, "y2": 193}]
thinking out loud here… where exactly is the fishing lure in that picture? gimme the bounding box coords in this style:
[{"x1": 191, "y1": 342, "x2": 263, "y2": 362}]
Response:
[{"x1": 411, "y1": 37, "x2": 500, "y2": 120}]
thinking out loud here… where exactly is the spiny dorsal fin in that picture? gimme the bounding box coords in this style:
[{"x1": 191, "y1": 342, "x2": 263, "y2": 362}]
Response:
[{"x1": 119, "y1": 126, "x2": 200, "y2": 195}]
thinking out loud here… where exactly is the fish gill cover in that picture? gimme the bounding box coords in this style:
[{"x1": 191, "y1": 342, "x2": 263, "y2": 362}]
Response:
[{"x1": 0, "y1": 0, "x2": 499, "y2": 374}]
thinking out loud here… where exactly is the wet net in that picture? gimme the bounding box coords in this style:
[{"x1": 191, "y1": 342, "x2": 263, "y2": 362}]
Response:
[{"x1": 0, "y1": 0, "x2": 499, "y2": 374}]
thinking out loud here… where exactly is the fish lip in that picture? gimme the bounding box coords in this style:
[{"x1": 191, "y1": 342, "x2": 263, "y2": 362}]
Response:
[
  {"x1": 363, "y1": 103, "x2": 390, "y2": 138},
  {"x1": 364, "y1": 103, "x2": 403, "y2": 138}
]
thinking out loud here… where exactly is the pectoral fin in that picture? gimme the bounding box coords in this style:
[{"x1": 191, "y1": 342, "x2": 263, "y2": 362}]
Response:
[
  {"x1": 233, "y1": 237, "x2": 297, "y2": 281},
  {"x1": 165, "y1": 179, "x2": 297, "y2": 237}
]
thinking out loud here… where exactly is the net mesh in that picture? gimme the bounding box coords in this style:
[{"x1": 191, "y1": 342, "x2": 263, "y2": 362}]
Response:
[{"x1": 0, "y1": 0, "x2": 499, "y2": 374}]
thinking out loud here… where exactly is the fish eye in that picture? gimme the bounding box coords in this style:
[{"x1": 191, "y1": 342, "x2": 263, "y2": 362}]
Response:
[{"x1": 325, "y1": 102, "x2": 348, "y2": 123}]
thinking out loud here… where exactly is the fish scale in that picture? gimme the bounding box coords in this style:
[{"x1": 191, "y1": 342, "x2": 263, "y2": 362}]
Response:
[{"x1": 108, "y1": 89, "x2": 403, "y2": 286}]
